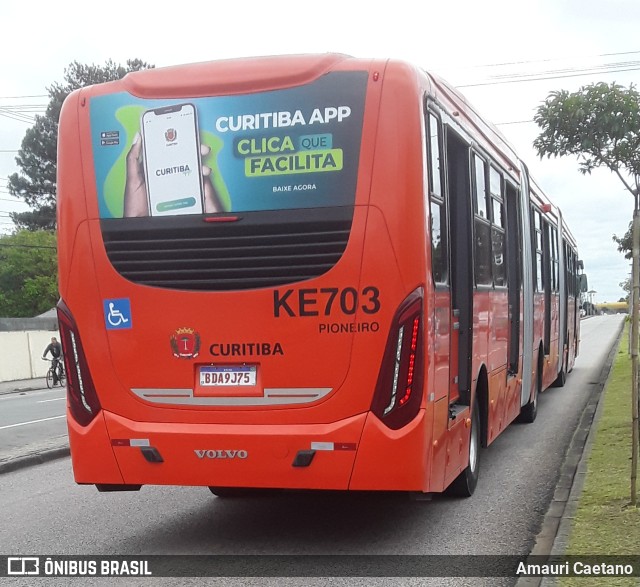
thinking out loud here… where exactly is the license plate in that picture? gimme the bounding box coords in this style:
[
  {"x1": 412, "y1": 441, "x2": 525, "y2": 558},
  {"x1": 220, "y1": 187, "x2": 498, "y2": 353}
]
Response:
[{"x1": 199, "y1": 365, "x2": 257, "y2": 386}]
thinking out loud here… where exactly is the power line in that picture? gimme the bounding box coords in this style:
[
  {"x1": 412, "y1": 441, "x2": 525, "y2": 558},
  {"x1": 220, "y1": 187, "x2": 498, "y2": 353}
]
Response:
[
  {"x1": 0, "y1": 110, "x2": 36, "y2": 124},
  {"x1": 0, "y1": 243, "x2": 56, "y2": 250},
  {"x1": 495, "y1": 120, "x2": 534, "y2": 126},
  {"x1": 0, "y1": 103, "x2": 47, "y2": 109},
  {"x1": 0, "y1": 94, "x2": 48, "y2": 99},
  {"x1": 487, "y1": 58, "x2": 640, "y2": 80},
  {"x1": 0, "y1": 189, "x2": 55, "y2": 197},
  {"x1": 458, "y1": 65, "x2": 640, "y2": 88},
  {"x1": 452, "y1": 49, "x2": 640, "y2": 71}
]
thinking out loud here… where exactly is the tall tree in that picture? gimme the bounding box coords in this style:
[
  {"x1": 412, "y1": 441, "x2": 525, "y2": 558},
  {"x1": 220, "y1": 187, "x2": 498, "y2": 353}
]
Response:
[
  {"x1": 613, "y1": 221, "x2": 633, "y2": 259},
  {"x1": 8, "y1": 59, "x2": 153, "y2": 231},
  {"x1": 0, "y1": 230, "x2": 58, "y2": 317},
  {"x1": 534, "y1": 81, "x2": 640, "y2": 507}
]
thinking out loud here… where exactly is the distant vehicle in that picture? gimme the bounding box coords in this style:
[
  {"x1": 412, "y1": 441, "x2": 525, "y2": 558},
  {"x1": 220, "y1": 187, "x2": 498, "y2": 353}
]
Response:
[
  {"x1": 56, "y1": 54, "x2": 582, "y2": 497},
  {"x1": 596, "y1": 301, "x2": 629, "y2": 314}
]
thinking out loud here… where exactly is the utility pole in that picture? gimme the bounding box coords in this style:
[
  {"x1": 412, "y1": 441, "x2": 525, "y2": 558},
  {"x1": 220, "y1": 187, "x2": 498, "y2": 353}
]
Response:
[{"x1": 631, "y1": 190, "x2": 639, "y2": 507}]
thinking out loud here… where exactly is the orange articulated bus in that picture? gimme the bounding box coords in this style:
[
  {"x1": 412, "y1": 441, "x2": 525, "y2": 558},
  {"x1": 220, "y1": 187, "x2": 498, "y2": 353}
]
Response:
[{"x1": 56, "y1": 54, "x2": 582, "y2": 497}]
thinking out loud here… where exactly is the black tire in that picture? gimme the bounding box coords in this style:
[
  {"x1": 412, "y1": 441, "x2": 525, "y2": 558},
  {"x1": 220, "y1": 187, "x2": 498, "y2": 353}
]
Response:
[
  {"x1": 519, "y1": 359, "x2": 542, "y2": 423},
  {"x1": 552, "y1": 353, "x2": 567, "y2": 388},
  {"x1": 58, "y1": 367, "x2": 66, "y2": 387},
  {"x1": 46, "y1": 368, "x2": 54, "y2": 389},
  {"x1": 447, "y1": 406, "x2": 481, "y2": 497},
  {"x1": 208, "y1": 487, "x2": 266, "y2": 498}
]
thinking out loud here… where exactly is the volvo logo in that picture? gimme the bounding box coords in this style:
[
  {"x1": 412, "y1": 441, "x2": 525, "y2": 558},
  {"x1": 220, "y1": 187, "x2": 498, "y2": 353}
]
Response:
[{"x1": 194, "y1": 449, "x2": 248, "y2": 459}]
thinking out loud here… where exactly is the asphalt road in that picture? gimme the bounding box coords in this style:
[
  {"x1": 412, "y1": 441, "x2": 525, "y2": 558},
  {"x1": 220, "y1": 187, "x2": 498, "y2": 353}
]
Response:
[
  {"x1": 0, "y1": 386, "x2": 66, "y2": 456},
  {"x1": 0, "y1": 315, "x2": 625, "y2": 587}
]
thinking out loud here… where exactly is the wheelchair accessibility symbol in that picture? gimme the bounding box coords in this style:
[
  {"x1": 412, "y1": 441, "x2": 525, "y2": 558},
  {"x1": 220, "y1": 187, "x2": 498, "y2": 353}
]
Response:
[{"x1": 104, "y1": 298, "x2": 132, "y2": 330}]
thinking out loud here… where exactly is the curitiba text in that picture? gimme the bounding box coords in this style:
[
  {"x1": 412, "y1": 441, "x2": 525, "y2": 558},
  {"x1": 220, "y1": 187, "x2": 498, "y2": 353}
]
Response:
[{"x1": 215, "y1": 107, "x2": 352, "y2": 132}]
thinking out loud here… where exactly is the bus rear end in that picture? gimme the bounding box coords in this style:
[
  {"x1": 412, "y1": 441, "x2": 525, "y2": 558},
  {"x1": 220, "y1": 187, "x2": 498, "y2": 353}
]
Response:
[{"x1": 57, "y1": 54, "x2": 435, "y2": 493}]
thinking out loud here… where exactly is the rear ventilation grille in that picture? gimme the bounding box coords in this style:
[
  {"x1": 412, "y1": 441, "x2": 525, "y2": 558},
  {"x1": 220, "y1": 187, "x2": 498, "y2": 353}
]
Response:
[{"x1": 100, "y1": 207, "x2": 353, "y2": 291}]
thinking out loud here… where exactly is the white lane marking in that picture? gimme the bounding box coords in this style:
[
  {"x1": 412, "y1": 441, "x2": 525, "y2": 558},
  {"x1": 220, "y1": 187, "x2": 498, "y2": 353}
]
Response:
[
  {"x1": 37, "y1": 397, "x2": 66, "y2": 403},
  {"x1": 0, "y1": 415, "x2": 66, "y2": 430}
]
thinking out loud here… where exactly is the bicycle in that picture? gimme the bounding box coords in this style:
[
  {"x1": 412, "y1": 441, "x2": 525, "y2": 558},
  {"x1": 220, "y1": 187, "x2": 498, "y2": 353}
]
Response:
[{"x1": 43, "y1": 357, "x2": 66, "y2": 389}]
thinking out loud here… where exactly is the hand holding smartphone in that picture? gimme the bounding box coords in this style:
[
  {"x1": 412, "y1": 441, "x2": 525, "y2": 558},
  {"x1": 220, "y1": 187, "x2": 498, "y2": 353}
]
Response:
[{"x1": 140, "y1": 103, "x2": 204, "y2": 216}]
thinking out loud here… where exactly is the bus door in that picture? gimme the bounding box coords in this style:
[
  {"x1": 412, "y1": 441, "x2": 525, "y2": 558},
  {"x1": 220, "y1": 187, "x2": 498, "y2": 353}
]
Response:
[
  {"x1": 445, "y1": 128, "x2": 473, "y2": 413},
  {"x1": 518, "y1": 163, "x2": 534, "y2": 408},
  {"x1": 427, "y1": 114, "x2": 472, "y2": 489},
  {"x1": 426, "y1": 114, "x2": 471, "y2": 416},
  {"x1": 505, "y1": 182, "x2": 522, "y2": 376},
  {"x1": 542, "y1": 220, "x2": 552, "y2": 356},
  {"x1": 558, "y1": 218, "x2": 568, "y2": 373},
  {"x1": 426, "y1": 111, "x2": 457, "y2": 410}
]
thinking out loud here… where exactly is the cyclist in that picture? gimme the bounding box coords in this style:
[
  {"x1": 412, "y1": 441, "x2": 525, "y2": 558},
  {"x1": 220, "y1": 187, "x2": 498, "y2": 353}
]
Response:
[{"x1": 43, "y1": 336, "x2": 63, "y2": 386}]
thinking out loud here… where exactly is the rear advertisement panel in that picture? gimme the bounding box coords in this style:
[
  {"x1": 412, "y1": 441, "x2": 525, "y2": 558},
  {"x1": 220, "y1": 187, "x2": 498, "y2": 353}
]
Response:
[{"x1": 89, "y1": 72, "x2": 368, "y2": 218}]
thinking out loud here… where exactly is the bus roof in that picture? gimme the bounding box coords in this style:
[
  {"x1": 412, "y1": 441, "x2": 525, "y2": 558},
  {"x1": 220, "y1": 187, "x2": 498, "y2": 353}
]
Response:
[{"x1": 90, "y1": 53, "x2": 579, "y2": 249}]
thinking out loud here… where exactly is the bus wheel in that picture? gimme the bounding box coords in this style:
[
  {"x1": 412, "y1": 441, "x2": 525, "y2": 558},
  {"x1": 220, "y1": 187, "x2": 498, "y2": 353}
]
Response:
[
  {"x1": 552, "y1": 354, "x2": 568, "y2": 388},
  {"x1": 209, "y1": 487, "x2": 252, "y2": 498},
  {"x1": 519, "y1": 359, "x2": 542, "y2": 423},
  {"x1": 208, "y1": 487, "x2": 273, "y2": 498},
  {"x1": 447, "y1": 407, "x2": 481, "y2": 497}
]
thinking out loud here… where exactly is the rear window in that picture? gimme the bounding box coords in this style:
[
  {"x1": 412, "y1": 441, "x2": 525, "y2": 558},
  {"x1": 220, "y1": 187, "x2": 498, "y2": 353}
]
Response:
[{"x1": 90, "y1": 71, "x2": 367, "y2": 219}]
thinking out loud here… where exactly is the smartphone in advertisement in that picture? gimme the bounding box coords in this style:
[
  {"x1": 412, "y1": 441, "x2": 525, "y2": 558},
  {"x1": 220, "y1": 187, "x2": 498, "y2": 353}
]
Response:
[{"x1": 141, "y1": 103, "x2": 204, "y2": 216}]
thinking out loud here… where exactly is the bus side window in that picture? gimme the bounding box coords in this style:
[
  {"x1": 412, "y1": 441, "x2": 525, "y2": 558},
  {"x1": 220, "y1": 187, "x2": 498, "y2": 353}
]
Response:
[
  {"x1": 428, "y1": 113, "x2": 442, "y2": 199},
  {"x1": 430, "y1": 201, "x2": 447, "y2": 283},
  {"x1": 551, "y1": 225, "x2": 559, "y2": 292},
  {"x1": 473, "y1": 154, "x2": 492, "y2": 286},
  {"x1": 474, "y1": 153, "x2": 488, "y2": 219},
  {"x1": 427, "y1": 112, "x2": 448, "y2": 284},
  {"x1": 532, "y1": 207, "x2": 543, "y2": 292},
  {"x1": 489, "y1": 166, "x2": 506, "y2": 287}
]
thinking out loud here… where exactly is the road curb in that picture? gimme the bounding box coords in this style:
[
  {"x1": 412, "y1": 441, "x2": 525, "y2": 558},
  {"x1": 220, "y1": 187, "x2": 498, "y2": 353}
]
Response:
[
  {"x1": 0, "y1": 387, "x2": 44, "y2": 396},
  {"x1": 0, "y1": 381, "x2": 49, "y2": 396},
  {"x1": 516, "y1": 318, "x2": 625, "y2": 587},
  {"x1": 0, "y1": 443, "x2": 70, "y2": 475}
]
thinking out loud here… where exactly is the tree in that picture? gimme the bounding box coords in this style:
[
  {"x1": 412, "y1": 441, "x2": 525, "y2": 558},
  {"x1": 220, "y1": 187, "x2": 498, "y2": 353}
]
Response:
[
  {"x1": 8, "y1": 59, "x2": 153, "y2": 231},
  {"x1": 621, "y1": 277, "x2": 632, "y2": 297},
  {"x1": 534, "y1": 81, "x2": 640, "y2": 507},
  {"x1": 613, "y1": 221, "x2": 632, "y2": 259},
  {"x1": 0, "y1": 231, "x2": 58, "y2": 317}
]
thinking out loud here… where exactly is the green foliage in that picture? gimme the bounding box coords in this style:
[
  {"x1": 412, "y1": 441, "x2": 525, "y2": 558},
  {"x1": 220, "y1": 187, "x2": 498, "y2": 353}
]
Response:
[
  {"x1": 534, "y1": 82, "x2": 640, "y2": 196},
  {"x1": 619, "y1": 276, "x2": 631, "y2": 296},
  {"x1": 0, "y1": 230, "x2": 58, "y2": 317},
  {"x1": 613, "y1": 221, "x2": 633, "y2": 259},
  {"x1": 8, "y1": 59, "x2": 153, "y2": 231}
]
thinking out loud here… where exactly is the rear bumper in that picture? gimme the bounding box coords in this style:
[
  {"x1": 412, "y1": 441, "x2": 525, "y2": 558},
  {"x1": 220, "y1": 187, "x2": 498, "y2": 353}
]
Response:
[{"x1": 67, "y1": 407, "x2": 428, "y2": 491}]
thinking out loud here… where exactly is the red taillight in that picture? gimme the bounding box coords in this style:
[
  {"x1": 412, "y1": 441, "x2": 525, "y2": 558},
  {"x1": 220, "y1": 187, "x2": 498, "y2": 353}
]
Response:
[
  {"x1": 371, "y1": 288, "x2": 425, "y2": 429},
  {"x1": 57, "y1": 299, "x2": 101, "y2": 426},
  {"x1": 399, "y1": 316, "x2": 420, "y2": 407}
]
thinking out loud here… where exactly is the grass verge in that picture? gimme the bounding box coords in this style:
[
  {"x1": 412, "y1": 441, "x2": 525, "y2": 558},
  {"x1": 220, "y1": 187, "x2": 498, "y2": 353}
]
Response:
[{"x1": 560, "y1": 322, "x2": 640, "y2": 586}]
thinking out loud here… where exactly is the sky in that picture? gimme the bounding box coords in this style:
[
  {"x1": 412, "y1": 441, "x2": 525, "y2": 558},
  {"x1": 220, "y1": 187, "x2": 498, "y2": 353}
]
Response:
[{"x1": 1, "y1": 0, "x2": 639, "y2": 303}]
